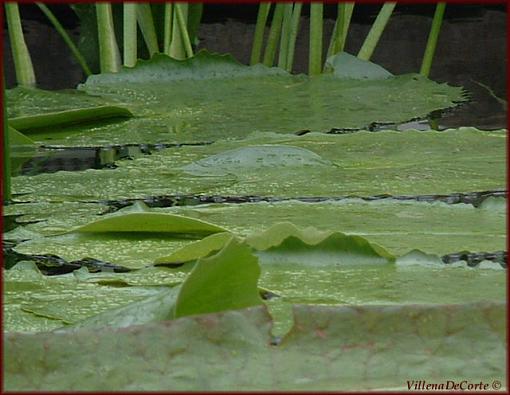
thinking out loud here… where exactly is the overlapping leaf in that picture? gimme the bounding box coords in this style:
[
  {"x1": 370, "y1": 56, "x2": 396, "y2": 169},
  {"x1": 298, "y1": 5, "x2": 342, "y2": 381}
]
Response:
[
  {"x1": 5, "y1": 302, "x2": 505, "y2": 391},
  {"x1": 6, "y1": 52, "x2": 466, "y2": 146},
  {"x1": 11, "y1": 129, "x2": 505, "y2": 201}
]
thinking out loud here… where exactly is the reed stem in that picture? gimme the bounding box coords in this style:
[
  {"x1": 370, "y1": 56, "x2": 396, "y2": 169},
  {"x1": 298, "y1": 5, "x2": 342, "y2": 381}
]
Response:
[
  {"x1": 169, "y1": 3, "x2": 189, "y2": 59},
  {"x1": 277, "y1": 3, "x2": 293, "y2": 69},
  {"x1": 5, "y1": 2, "x2": 36, "y2": 87},
  {"x1": 309, "y1": 2, "x2": 323, "y2": 76},
  {"x1": 250, "y1": 3, "x2": 271, "y2": 65},
  {"x1": 420, "y1": 2, "x2": 446, "y2": 77},
  {"x1": 357, "y1": 2, "x2": 396, "y2": 61},
  {"x1": 3, "y1": 77, "x2": 11, "y2": 203},
  {"x1": 37, "y1": 3, "x2": 92, "y2": 76},
  {"x1": 123, "y1": 2, "x2": 137, "y2": 67},
  {"x1": 175, "y1": 3, "x2": 193, "y2": 58},
  {"x1": 285, "y1": 3, "x2": 302, "y2": 72},
  {"x1": 136, "y1": 3, "x2": 159, "y2": 56},
  {"x1": 96, "y1": 3, "x2": 121, "y2": 73},
  {"x1": 262, "y1": 3, "x2": 284, "y2": 67},
  {"x1": 163, "y1": 3, "x2": 173, "y2": 55}
]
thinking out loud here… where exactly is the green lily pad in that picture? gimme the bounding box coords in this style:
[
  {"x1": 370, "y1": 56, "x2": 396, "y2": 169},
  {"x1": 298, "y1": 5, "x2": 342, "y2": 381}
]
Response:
[
  {"x1": 6, "y1": 86, "x2": 114, "y2": 118},
  {"x1": 56, "y1": 238, "x2": 262, "y2": 329},
  {"x1": 4, "y1": 302, "x2": 504, "y2": 391},
  {"x1": 7, "y1": 52, "x2": 465, "y2": 146},
  {"x1": 12, "y1": 129, "x2": 504, "y2": 201},
  {"x1": 174, "y1": 238, "x2": 263, "y2": 318},
  {"x1": 324, "y1": 52, "x2": 393, "y2": 80},
  {"x1": 8, "y1": 106, "x2": 133, "y2": 133},
  {"x1": 182, "y1": 145, "x2": 332, "y2": 176},
  {"x1": 3, "y1": 263, "x2": 163, "y2": 332},
  {"x1": 154, "y1": 232, "x2": 234, "y2": 265},
  {"x1": 69, "y1": 212, "x2": 228, "y2": 235},
  {"x1": 8, "y1": 126, "x2": 35, "y2": 146}
]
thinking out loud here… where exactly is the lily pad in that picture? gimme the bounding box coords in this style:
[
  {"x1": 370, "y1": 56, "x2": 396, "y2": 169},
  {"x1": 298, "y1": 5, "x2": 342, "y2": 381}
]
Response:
[
  {"x1": 244, "y1": 222, "x2": 394, "y2": 266},
  {"x1": 69, "y1": 212, "x2": 228, "y2": 235},
  {"x1": 4, "y1": 302, "x2": 504, "y2": 391},
  {"x1": 174, "y1": 238, "x2": 263, "y2": 318},
  {"x1": 182, "y1": 145, "x2": 332, "y2": 176},
  {"x1": 11, "y1": 129, "x2": 505, "y2": 201},
  {"x1": 8, "y1": 106, "x2": 133, "y2": 133},
  {"x1": 154, "y1": 232, "x2": 233, "y2": 265},
  {"x1": 324, "y1": 52, "x2": 393, "y2": 80},
  {"x1": 6, "y1": 52, "x2": 466, "y2": 146}
]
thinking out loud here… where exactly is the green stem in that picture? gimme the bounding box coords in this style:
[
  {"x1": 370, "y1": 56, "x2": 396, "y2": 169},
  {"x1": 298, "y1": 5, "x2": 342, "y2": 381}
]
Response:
[
  {"x1": 328, "y1": 2, "x2": 355, "y2": 58},
  {"x1": 36, "y1": 3, "x2": 92, "y2": 76},
  {"x1": 186, "y1": 3, "x2": 203, "y2": 46},
  {"x1": 123, "y1": 2, "x2": 137, "y2": 67},
  {"x1": 308, "y1": 2, "x2": 323, "y2": 76},
  {"x1": 3, "y1": 77, "x2": 11, "y2": 204},
  {"x1": 5, "y1": 2, "x2": 36, "y2": 87},
  {"x1": 262, "y1": 3, "x2": 284, "y2": 67},
  {"x1": 96, "y1": 3, "x2": 121, "y2": 73},
  {"x1": 277, "y1": 3, "x2": 293, "y2": 69},
  {"x1": 285, "y1": 2, "x2": 302, "y2": 72},
  {"x1": 250, "y1": 2, "x2": 271, "y2": 65},
  {"x1": 163, "y1": 3, "x2": 173, "y2": 55},
  {"x1": 420, "y1": 2, "x2": 446, "y2": 77},
  {"x1": 357, "y1": 2, "x2": 396, "y2": 61},
  {"x1": 175, "y1": 3, "x2": 193, "y2": 58},
  {"x1": 136, "y1": 3, "x2": 159, "y2": 56},
  {"x1": 339, "y1": 2, "x2": 354, "y2": 52},
  {"x1": 169, "y1": 2, "x2": 189, "y2": 60}
]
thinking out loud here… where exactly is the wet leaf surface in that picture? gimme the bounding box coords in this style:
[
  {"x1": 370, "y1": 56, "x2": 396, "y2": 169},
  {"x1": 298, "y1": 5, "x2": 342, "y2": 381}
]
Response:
[
  {"x1": 6, "y1": 52, "x2": 465, "y2": 146},
  {"x1": 11, "y1": 129, "x2": 505, "y2": 201},
  {"x1": 4, "y1": 302, "x2": 504, "y2": 391}
]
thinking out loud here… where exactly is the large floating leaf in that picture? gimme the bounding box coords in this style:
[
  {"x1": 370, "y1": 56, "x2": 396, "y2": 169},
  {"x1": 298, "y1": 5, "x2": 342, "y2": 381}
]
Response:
[
  {"x1": 3, "y1": 262, "x2": 165, "y2": 333},
  {"x1": 8, "y1": 105, "x2": 133, "y2": 132},
  {"x1": 174, "y1": 238, "x2": 263, "y2": 318},
  {"x1": 4, "y1": 302, "x2": 504, "y2": 391},
  {"x1": 7, "y1": 52, "x2": 465, "y2": 146},
  {"x1": 6, "y1": 211, "x2": 227, "y2": 268},
  {"x1": 6, "y1": 87, "x2": 114, "y2": 118},
  {"x1": 156, "y1": 198, "x2": 506, "y2": 256},
  {"x1": 9, "y1": 197, "x2": 506, "y2": 269},
  {"x1": 154, "y1": 232, "x2": 234, "y2": 265},
  {"x1": 55, "y1": 238, "x2": 262, "y2": 330},
  {"x1": 250, "y1": 223, "x2": 394, "y2": 266},
  {"x1": 324, "y1": 52, "x2": 393, "y2": 80},
  {"x1": 11, "y1": 128, "x2": 505, "y2": 201},
  {"x1": 182, "y1": 145, "x2": 332, "y2": 176},
  {"x1": 69, "y1": 212, "x2": 228, "y2": 235},
  {"x1": 8, "y1": 126, "x2": 35, "y2": 146}
]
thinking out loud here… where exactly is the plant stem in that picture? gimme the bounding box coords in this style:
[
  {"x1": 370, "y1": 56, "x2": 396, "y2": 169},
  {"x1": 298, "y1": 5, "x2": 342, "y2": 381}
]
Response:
[
  {"x1": 187, "y1": 3, "x2": 203, "y2": 46},
  {"x1": 328, "y1": 2, "x2": 355, "y2": 58},
  {"x1": 36, "y1": 3, "x2": 92, "y2": 76},
  {"x1": 250, "y1": 2, "x2": 271, "y2": 65},
  {"x1": 285, "y1": 2, "x2": 302, "y2": 72},
  {"x1": 262, "y1": 3, "x2": 284, "y2": 67},
  {"x1": 277, "y1": 3, "x2": 293, "y2": 69},
  {"x1": 169, "y1": 2, "x2": 189, "y2": 60},
  {"x1": 136, "y1": 3, "x2": 159, "y2": 56},
  {"x1": 3, "y1": 77, "x2": 11, "y2": 204},
  {"x1": 420, "y1": 2, "x2": 446, "y2": 77},
  {"x1": 163, "y1": 3, "x2": 173, "y2": 55},
  {"x1": 96, "y1": 3, "x2": 121, "y2": 73},
  {"x1": 123, "y1": 2, "x2": 137, "y2": 67},
  {"x1": 5, "y1": 2, "x2": 36, "y2": 87},
  {"x1": 308, "y1": 2, "x2": 323, "y2": 76},
  {"x1": 357, "y1": 2, "x2": 396, "y2": 61},
  {"x1": 175, "y1": 3, "x2": 193, "y2": 58}
]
